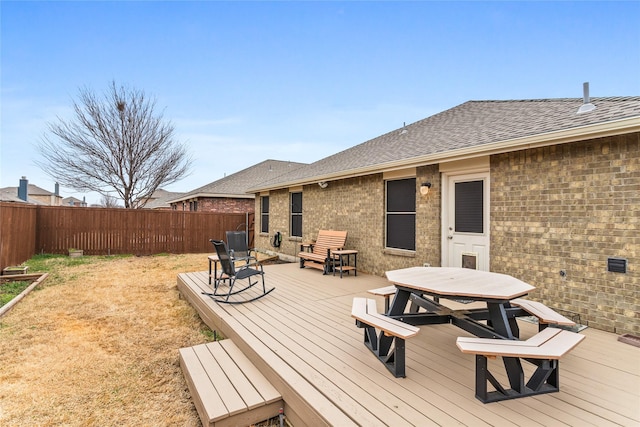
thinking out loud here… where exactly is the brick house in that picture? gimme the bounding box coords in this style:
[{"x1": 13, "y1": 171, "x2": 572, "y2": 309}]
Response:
[
  {"x1": 248, "y1": 96, "x2": 640, "y2": 335},
  {"x1": 169, "y1": 159, "x2": 307, "y2": 213},
  {"x1": 0, "y1": 177, "x2": 63, "y2": 206},
  {"x1": 142, "y1": 189, "x2": 184, "y2": 210}
]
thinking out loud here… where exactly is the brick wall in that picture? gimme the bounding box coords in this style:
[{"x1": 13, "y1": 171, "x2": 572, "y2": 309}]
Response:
[
  {"x1": 187, "y1": 197, "x2": 254, "y2": 213},
  {"x1": 491, "y1": 132, "x2": 639, "y2": 335},
  {"x1": 254, "y1": 166, "x2": 441, "y2": 276},
  {"x1": 253, "y1": 132, "x2": 639, "y2": 334}
]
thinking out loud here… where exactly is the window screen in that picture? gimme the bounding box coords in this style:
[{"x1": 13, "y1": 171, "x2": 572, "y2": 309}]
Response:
[
  {"x1": 290, "y1": 192, "x2": 302, "y2": 237},
  {"x1": 386, "y1": 178, "x2": 416, "y2": 251},
  {"x1": 455, "y1": 180, "x2": 483, "y2": 233},
  {"x1": 260, "y1": 196, "x2": 269, "y2": 234}
]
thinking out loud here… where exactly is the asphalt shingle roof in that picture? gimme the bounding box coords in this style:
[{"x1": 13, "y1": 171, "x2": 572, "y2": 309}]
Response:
[
  {"x1": 171, "y1": 159, "x2": 307, "y2": 202},
  {"x1": 251, "y1": 97, "x2": 640, "y2": 190}
]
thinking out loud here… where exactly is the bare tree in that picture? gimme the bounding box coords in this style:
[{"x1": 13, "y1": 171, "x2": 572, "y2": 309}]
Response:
[
  {"x1": 37, "y1": 81, "x2": 192, "y2": 208},
  {"x1": 100, "y1": 194, "x2": 121, "y2": 208}
]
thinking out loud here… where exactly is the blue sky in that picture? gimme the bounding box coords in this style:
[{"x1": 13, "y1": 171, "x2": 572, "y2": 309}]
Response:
[{"x1": 2, "y1": 1, "x2": 639, "y2": 204}]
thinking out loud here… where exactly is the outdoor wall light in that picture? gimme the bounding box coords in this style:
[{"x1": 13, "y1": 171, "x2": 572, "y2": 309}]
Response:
[
  {"x1": 318, "y1": 181, "x2": 329, "y2": 189},
  {"x1": 420, "y1": 182, "x2": 432, "y2": 196}
]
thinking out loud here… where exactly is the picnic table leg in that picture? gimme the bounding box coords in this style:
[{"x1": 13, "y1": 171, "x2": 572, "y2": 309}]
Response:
[
  {"x1": 358, "y1": 322, "x2": 406, "y2": 378},
  {"x1": 485, "y1": 302, "x2": 526, "y2": 395},
  {"x1": 388, "y1": 289, "x2": 412, "y2": 317},
  {"x1": 487, "y1": 302, "x2": 519, "y2": 339}
]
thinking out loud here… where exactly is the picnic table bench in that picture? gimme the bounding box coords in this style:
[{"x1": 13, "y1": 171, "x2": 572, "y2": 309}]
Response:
[
  {"x1": 510, "y1": 298, "x2": 576, "y2": 330},
  {"x1": 367, "y1": 285, "x2": 397, "y2": 312},
  {"x1": 457, "y1": 327, "x2": 585, "y2": 402},
  {"x1": 351, "y1": 297, "x2": 419, "y2": 378}
]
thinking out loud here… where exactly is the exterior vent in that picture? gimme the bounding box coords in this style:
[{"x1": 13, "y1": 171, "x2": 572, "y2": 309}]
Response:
[
  {"x1": 577, "y1": 82, "x2": 596, "y2": 114},
  {"x1": 607, "y1": 257, "x2": 627, "y2": 274}
]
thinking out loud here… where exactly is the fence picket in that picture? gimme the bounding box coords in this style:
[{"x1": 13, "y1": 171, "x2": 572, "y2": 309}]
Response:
[{"x1": 0, "y1": 202, "x2": 254, "y2": 269}]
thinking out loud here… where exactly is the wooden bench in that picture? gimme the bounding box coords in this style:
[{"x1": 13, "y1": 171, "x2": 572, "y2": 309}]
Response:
[
  {"x1": 456, "y1": 327, "x2": 586, "y2": 403},
  {"x1": 298, "y1": 230, "x2": 347, "y2": 274},
  {"x1": 179, "y1": 340, "x2": 283, "y2": 427},
  {"x1": 511, "y1": 298, "x2": 576, "y2": 330},
  {"x1": 351, "y1": 297, "x2": 419, "y2": 378},
  {"x1": 367, "y1": 285, "x2": 397, "y2": 312}
]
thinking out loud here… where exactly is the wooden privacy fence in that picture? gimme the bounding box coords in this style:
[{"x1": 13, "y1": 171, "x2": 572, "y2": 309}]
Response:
[
  {"x1": 0, "y1": 202, "x2": 254, "y2": 270},
  {"x1": 0, "y1": 203, "x2": 37, "y2": 271}
]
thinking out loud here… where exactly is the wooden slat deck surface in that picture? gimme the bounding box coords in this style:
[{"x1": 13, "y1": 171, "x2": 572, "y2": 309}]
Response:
[
  {"x1": 179, "y1": 340, "x2": 283, "y2": 427},
  {"x1": 177, "y1": 263, "x2": 640, "y2": 427}
]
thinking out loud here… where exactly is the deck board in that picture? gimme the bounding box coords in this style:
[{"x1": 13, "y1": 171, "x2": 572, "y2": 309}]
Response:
[{"x1": 178, "y1": 263, "x2": 640, "y2": 427}]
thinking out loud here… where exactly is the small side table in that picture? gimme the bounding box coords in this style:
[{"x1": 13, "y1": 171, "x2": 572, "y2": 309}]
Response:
[
  {"x1": 332, "y1": 250, "x2": 358, "y2": 278},
  {"x1": 208, "y1": 255, "x2": 223, "y2": 286}
]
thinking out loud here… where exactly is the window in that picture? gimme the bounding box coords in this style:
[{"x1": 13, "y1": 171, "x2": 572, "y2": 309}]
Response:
[
  {"x1": 260, "y1": 196, "x2": 269, "y2": 234},
  {"x1": 455, "y1": 181, "x2": 483, "y2": 233},
  {"x1": 290, "y1": 192, "x2": 302, "y2": 238},
  {"x1": 385, "y1": 178, "x2": 416, "y2": 251}
]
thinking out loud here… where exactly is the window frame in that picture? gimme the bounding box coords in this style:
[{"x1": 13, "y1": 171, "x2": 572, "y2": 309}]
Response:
[
  {"x1": 260, "y1": 195, "x2": 269, "y2": 234},
  {"x1": 290, "y1": 191, "x2": 303, "y2": 238},
  {"x1": 385, "y1": 178, "x2": 416, "y2": 251}
]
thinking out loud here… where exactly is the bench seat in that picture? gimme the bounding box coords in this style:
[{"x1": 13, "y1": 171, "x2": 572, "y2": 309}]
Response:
[
  {"x1": 457, "y1": 327, "x2": 585, "y2": 359},
  {"x1": 511, "y1": 298, "x2": 576, "y2": 329},
  {"x1": 179, "y1": 340, "x2": 283, "y2": 427},
  {"x1": 352, "y1": 297, "x2": 418, "y2": 377},
  {"x1": 298, "y1": 230, "x2": 347, "y2": 274},
  {"x1": 456, "y1": 327, "x2": 585, "y2": 403},
  {"x1": 367, "y1": 285, "x2": 397, "y2": 312}
]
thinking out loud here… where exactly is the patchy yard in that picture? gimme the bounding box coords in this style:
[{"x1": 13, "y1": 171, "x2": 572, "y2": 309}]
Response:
[
  {"x1": 0, "y1": 279, "x2": 31, "y2": 307},
  {"x1": 0, "y1": 253, "x2": 219, "y2": 426}
]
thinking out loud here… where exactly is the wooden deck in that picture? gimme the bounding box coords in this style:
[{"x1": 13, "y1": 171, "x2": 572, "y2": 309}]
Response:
[{"x1": 177, "y1": 263, "x2": 640, "y2": 427}]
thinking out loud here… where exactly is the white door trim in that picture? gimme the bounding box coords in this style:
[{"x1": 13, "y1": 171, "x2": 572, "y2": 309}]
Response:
[{"x1": 441, "y1": 169, "x2": 491, "y2": 270}]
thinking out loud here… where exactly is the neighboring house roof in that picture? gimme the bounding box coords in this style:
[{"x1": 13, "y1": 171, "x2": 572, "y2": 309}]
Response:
[
  {"x1": 25, "y1": 184, "x2": 55, "y2": 196},
  {"x1": 0, "y1": 188, "x2": 29, "y2": 203},
  {"x1": 169, "y1": 159, "x2": 307, "y2": 203},
  {"x1": 0, "y1": 185, "x2": 49, "y2": 204},
  {"x1": 250, "y1": 97, "x2": 640, "y2": 191},
  {"x1": 143, "y1": 189, "x2": 185, "y2": 209},
  {"x1": 62, "y1": 196, "x2": 83, "y2": 206}
]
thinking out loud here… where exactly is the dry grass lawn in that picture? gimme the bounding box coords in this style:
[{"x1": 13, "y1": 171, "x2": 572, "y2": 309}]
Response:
[{"x1": 0, "y1": 254, "x2": 226, "y2": 426}]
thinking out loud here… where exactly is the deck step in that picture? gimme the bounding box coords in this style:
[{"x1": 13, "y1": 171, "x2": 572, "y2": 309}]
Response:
[{"x1": 179, "y1": 340, "x2": 283, "y2": 427}]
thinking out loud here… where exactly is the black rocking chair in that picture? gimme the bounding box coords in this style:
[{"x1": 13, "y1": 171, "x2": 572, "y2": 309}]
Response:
[
  {"x1": 225, "y1": 230, "x2": 258, "y2": 265},
  {"x1": 204, "y1": 239, "x2": 274, "y2": 304}
]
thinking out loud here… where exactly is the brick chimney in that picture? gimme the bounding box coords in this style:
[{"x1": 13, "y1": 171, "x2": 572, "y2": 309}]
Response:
[{"x1": 18, "y1": 176, "x2": 28, "y2": 201}]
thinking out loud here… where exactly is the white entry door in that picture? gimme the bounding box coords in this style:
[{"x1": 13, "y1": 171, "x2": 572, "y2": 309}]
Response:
[{"x1": 442, "y1": 172, "x2": 490, "y2": 271}]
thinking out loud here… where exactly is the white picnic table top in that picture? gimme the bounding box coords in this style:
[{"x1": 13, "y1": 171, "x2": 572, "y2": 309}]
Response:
[{"x1": 385, "y1": 266, "x2": 535, "y2": 301}]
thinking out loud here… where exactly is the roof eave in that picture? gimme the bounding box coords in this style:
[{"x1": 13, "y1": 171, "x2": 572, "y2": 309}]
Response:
[
  {"x1": 248, "y1": 116, "x2": 640, "y2": 193},
  {"x1": 167, "y1": 192, "x2": 254, "y2": 204}
]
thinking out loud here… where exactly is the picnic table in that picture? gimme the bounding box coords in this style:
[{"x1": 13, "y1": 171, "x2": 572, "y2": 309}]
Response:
[
  {"x1": 385, "y1": 266, "x2": 535, "y2": 340},
  {"x1": 354, "y1": 266, "x2": 585, "y2": 403}
]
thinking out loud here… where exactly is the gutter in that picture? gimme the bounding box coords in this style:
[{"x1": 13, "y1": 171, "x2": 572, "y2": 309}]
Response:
[{"x1": 249, "y1": 115, "x2": 640, "y2": 192}]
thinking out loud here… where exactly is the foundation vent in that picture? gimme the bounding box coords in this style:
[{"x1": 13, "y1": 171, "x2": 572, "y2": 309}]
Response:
[{"x1": 607, "y1": 257, "x2": 627, "y2": 274}]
